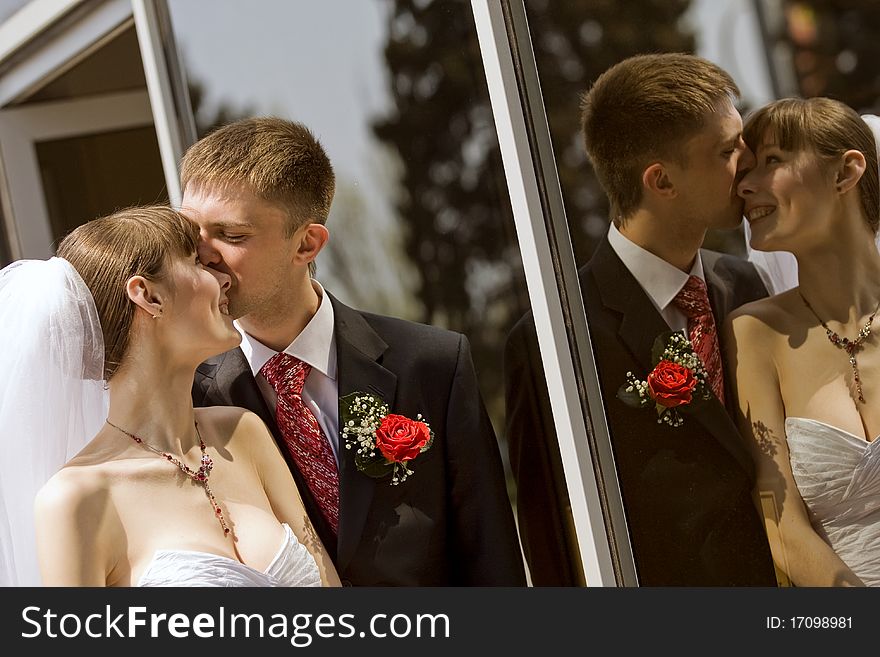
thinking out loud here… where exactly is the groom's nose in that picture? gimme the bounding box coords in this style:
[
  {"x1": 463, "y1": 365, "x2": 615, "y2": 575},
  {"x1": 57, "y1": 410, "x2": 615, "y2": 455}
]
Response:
[{"x1": 197, "y1": 235, "x2": 221, "y2": 267}]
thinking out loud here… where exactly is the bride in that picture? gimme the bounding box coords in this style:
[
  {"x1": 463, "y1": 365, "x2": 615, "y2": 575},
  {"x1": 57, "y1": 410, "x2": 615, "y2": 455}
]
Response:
[
  {"x1": 0, "y1": 205, "x2": 340, "y2": 587},
  {"x1": 725, "y1": 97, "x2": 880, "y2": 586}
]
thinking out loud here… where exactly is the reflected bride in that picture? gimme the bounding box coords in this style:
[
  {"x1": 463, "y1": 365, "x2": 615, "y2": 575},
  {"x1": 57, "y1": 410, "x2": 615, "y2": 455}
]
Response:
[{"x1": 726, "y1": 98, "x2": 880, "y2": 586}]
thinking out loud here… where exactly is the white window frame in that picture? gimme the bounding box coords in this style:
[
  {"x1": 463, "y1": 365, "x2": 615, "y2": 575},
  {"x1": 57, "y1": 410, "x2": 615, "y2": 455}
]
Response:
[
  {"x1": 0, "y1": 0, "x2": 193, "y2": 258},
  {"x1": 472, "y1": 0, "x2": 638, "y2": 586},
  {"x1": 0, "y1": 89, "x2": 153, "y2": 258}
]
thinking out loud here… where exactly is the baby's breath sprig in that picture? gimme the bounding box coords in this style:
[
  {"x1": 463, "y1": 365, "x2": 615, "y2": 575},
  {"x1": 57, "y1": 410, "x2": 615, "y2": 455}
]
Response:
[
  {"x1": 340, "y1": 392, "x2": 434, "y2": 485},
  {"x1": 617, "y1": 330, "x2": 714, "y2": 428}
]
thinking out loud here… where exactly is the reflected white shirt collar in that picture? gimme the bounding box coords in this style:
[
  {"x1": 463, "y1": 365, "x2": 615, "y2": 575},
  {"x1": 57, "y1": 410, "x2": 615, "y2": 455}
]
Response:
[
  {"x1": 235, "y1": 279, "x2": 337, "y2": 380},
  {"x1": 607, "y1": 222, "x2": 706, "y2": 312}
]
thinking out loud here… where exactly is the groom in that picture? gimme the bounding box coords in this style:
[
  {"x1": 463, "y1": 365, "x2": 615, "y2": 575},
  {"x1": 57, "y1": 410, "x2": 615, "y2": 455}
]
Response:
[
  {"x1": 506, "y1": 54, "x2": 778, "y2": 586},
  {"x1": 183, "y1": 117, "x2": 525, "y2": 586}
]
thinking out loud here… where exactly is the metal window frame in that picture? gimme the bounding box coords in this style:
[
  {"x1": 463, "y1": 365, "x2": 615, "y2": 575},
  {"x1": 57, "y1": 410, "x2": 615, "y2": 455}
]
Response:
[
  {"x1": 472, "y1": 0, "x2": 638, "y2": 586},
  {"x1": 0, "y1": 0, "x2": 195, "y2": 255},
  {"x1": 131, "y1": 0, "x2": 195, "y2": 206}
]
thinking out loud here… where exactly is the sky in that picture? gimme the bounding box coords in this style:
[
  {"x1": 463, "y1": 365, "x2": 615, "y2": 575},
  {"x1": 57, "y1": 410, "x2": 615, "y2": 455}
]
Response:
[
  {"x1": 167, "y1": 0, "x2": 775, "y2": 180},
  {"x1": 162, "y1": 0, "x2": 779, "y2": 311}
]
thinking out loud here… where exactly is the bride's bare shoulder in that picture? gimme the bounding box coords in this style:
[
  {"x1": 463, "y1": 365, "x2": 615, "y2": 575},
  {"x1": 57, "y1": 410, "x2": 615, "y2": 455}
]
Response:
[
  {"x1": 35, "y1": 457, "x2": 112, "y2": 524},
  {"x1": 194, "y1": 406, "x2": 271, "y2": 450},
  {"x1": 728, "y1": 289, "x2": 802, "y2": 330}
]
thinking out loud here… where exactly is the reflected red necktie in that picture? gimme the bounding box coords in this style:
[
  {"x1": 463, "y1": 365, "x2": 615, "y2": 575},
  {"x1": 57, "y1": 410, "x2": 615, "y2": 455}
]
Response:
[
  {"x1": 672, "y1": 275, "x2": 725, "y2": 404},
  {"x1": 261, "y1": 352, "x2": 339, "y2": 535}
]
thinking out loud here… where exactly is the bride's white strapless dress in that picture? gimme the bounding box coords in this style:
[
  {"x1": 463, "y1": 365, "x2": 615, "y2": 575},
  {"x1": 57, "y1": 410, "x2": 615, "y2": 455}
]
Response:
[
  {"x1": 138, "y1": 523, "x2": 322, "y2": 587},
  {"x1": 785, "y1": 417, "x2": 880, "y2": 586}
]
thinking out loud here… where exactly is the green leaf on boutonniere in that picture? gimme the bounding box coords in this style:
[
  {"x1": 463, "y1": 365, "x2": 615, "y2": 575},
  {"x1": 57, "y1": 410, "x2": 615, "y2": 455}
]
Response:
[
  {"x1": 340, "y1": 391, "x2": 433, "y2": 485},
  {"x1": 354, "y1": 451, "x2": 393, "y2": 478},
  {"x1": 617, "y1": 330, "x2": 715, "y2": 427},
  {"x1": 651, "y1": 329, "x2": 680, "y2": 365}
]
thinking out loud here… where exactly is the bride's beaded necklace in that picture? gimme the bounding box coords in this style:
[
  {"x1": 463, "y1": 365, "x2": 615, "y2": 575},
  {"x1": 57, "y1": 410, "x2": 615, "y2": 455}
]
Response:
[
  {"x1": 799, "y1": 291, "x2": 880, "y2": 404},
  {"x1": 106, "y1": 419, "x2": 231, "y2": 537}
]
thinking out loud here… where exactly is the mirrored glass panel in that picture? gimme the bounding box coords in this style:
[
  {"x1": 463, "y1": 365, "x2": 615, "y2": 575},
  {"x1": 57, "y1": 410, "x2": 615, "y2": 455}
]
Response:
[
  {"x1": 517, "y1": 0, "x2": 800, "y2": 586},
  {"x1": 168, "y1": 0, "x2": 561, "y2": 582},
  {"x1": 17, "y1": 26, "x2": 147, "y2": 106}
]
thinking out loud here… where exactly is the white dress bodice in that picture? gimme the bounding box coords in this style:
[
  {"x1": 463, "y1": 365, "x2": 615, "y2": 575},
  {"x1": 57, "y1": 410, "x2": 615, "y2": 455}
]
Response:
[
  {"x1": 785, "y1": 417, "x2": 880, "y2": 586},
  {"x1": 137, "y1": 523, "x2": 322, "y2": 587}
]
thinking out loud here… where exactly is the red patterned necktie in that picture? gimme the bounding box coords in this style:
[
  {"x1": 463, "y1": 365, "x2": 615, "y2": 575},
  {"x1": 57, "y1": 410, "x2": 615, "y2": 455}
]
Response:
[
  {"x1": 672, "y1": 275, "x2": 725, "y2": 404},
  {"x1": 260, "y1": 352, "x2": 339, "y2": 535}
]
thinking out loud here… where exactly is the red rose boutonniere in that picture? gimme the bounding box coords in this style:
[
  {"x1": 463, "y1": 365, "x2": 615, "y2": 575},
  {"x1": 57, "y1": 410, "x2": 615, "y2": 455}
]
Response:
[
  {"x1": 617, "y1": 331, "x2": 713, "y2": 426},
  {"x1": 341, "y1": 392, "x2": 434, "y2": 484}
]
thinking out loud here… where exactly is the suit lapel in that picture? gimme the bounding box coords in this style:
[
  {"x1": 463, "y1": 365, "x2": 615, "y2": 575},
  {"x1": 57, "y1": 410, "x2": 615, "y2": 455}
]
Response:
[
  {"x1": 591, "y1": 237, "x2": 670, "y2": 375},
  {"x1": 330, "y1": 294, "x2": 398, "y2": 571},
  {"x1": 199, "y1": 348, "x2": 278, "y2": 435},
  {"x1": 700, "y1": 250, "x2": 756, "y2": 476},
  {"x1": 196, "y1": 348, "x2": 340, "y2": 558},
  {"x1": 702, "y1": 249, "x2": 734, "y2": 325},
  {"x1": 591, "y1": 238, "x2": 754, "y2": 477}
]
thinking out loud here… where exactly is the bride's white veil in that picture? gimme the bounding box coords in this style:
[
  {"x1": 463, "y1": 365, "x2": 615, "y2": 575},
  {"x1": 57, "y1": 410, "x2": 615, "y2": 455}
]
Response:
[
  {"x1": 0, "y1": 257, "x2": 108, "y2": 585},
  {"x1": 746, "y1": 113, "x2": 880, "y2": 294}
]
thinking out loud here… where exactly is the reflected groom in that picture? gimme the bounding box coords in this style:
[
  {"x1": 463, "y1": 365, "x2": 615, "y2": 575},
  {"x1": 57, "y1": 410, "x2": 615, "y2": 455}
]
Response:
[
  {"x1": 506, "y1": 54, "x2": 777, "y2": 586},
  {"x1": 184, "y1": 117, "x2": 524, "y2": 585}
]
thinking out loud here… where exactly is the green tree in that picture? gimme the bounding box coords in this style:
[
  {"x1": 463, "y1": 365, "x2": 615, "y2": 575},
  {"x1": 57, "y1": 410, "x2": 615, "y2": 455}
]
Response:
[
  {"x1": 780, "y1": 0, "x2": 880, "y2": 111},
  {"x1": 372, "y1": 0, "x2": 697, "y2": 424},
  {"x1": 526, "y1": 0, "x2": 696, "y2": 261}
]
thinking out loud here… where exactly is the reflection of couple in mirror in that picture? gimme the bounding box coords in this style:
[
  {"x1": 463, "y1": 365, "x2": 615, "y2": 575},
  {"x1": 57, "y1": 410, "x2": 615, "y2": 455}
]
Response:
[
  {"x1": 0, "y1": 118, "x2": 525, "y2": 587},
  {"x1": 508, "y1": 53, "x2": 880, "y2": 587}
]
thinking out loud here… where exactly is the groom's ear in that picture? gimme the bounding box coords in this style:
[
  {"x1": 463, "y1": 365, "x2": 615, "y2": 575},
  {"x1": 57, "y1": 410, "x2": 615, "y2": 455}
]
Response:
[
  {"x1": 642, "y1": 162, "x2": 677, "y2": 199},
  {"x1": 292, "y1": 223, "x2": 330, "y2": 267},
  {"x1": 835, "y1": 149, "x2": 867, "y2": 195},
  {"x1": 125, "y1": 275, "x2": 164, "y2": 319}
]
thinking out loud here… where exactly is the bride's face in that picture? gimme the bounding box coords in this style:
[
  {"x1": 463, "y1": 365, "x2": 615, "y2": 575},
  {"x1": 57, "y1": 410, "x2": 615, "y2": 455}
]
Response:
[
  {"x1": 162, "y1": 252, "x2": 241, "y2": 360},
  {"x1": 737, "y1": 137, "x2": 836, "y2": 252}
]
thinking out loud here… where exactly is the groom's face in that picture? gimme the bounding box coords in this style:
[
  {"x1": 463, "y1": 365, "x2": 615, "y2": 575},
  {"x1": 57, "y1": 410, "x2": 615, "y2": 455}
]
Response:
[
  {"x1": 670, "y1": 98, "x2": 754, "y2": 231},
  {"x1": 182, "y1": 183, "x2": 295, "y2": 320}
]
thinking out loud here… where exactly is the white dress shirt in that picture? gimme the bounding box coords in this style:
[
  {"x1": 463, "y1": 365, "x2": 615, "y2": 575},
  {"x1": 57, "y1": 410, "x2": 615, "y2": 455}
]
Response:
[
  {"x1": 606, "y1": 222, "x2": 706, "y2": 333},
  {"x1": 235, "y1": 280, "x2": 340, "y2": 465}
]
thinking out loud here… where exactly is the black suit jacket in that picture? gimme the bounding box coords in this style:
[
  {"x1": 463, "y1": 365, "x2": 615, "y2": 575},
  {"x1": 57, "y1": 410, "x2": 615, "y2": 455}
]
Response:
[
  {"x1": 505, "y1": 236, "x2": 777, "y2": 586},
  {"x1": 194, "y1": 294, "x2": 525, "y2": 586}
]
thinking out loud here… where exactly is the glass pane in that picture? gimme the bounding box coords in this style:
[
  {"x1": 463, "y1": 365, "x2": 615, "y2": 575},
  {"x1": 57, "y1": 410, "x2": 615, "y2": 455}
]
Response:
[
  {"x1": 19, "y1": 26, "x2": 146, "y2": 106},
  {"x1": 35, "y1": 126, "x2": 167, "y2": 245},
  {"x1": 526, "y1": 0, "x2": 776, "y2": 262},
  {"x1": 0, "y1": 18, "x2": 163, "y2": 259},
  {"x1": 520, "y1": 0, "x2": 788, "y2": 586},
  {"x1": 771, "y1": 0, "x2": 880, "y2": 111},
  {"x1": 168, "y1": 0, "x2": 551, "y2": 582}
]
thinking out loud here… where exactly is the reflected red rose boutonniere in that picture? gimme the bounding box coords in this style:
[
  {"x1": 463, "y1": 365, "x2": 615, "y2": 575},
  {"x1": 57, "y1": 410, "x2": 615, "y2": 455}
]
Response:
[
  {"x1": 341, "y1": 392, "x2": 434, "y2": 484},
  {"x1": 617, "y1": 331, "x2": 713, "y2": 427}
]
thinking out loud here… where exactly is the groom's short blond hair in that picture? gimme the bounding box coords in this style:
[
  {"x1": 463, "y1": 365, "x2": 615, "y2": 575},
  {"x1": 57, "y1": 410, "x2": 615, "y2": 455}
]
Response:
[
  {"x1": 580, "y1": 53, "x2": 740, "y2": 222},
  {"x1": 180, "y1": 117, "x2": 336, "y2": 238}
]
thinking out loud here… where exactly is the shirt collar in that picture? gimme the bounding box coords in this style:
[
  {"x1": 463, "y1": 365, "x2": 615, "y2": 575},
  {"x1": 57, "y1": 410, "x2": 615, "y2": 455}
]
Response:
[
  {"x1": 607, "y1": 222, "x2": 705, "y2": 312},
  {"x1": 236, "y1": 279, "x2": 337, "y2": 379}
]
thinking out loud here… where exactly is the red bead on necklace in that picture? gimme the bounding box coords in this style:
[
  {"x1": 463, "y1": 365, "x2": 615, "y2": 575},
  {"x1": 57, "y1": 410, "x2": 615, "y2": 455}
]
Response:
[
  {"x1": 799, "y1": 291, "x2": 880, "y2": 404},
  {"x1": 107, "y1": 419, "x2": 232, "y2": 537}
]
